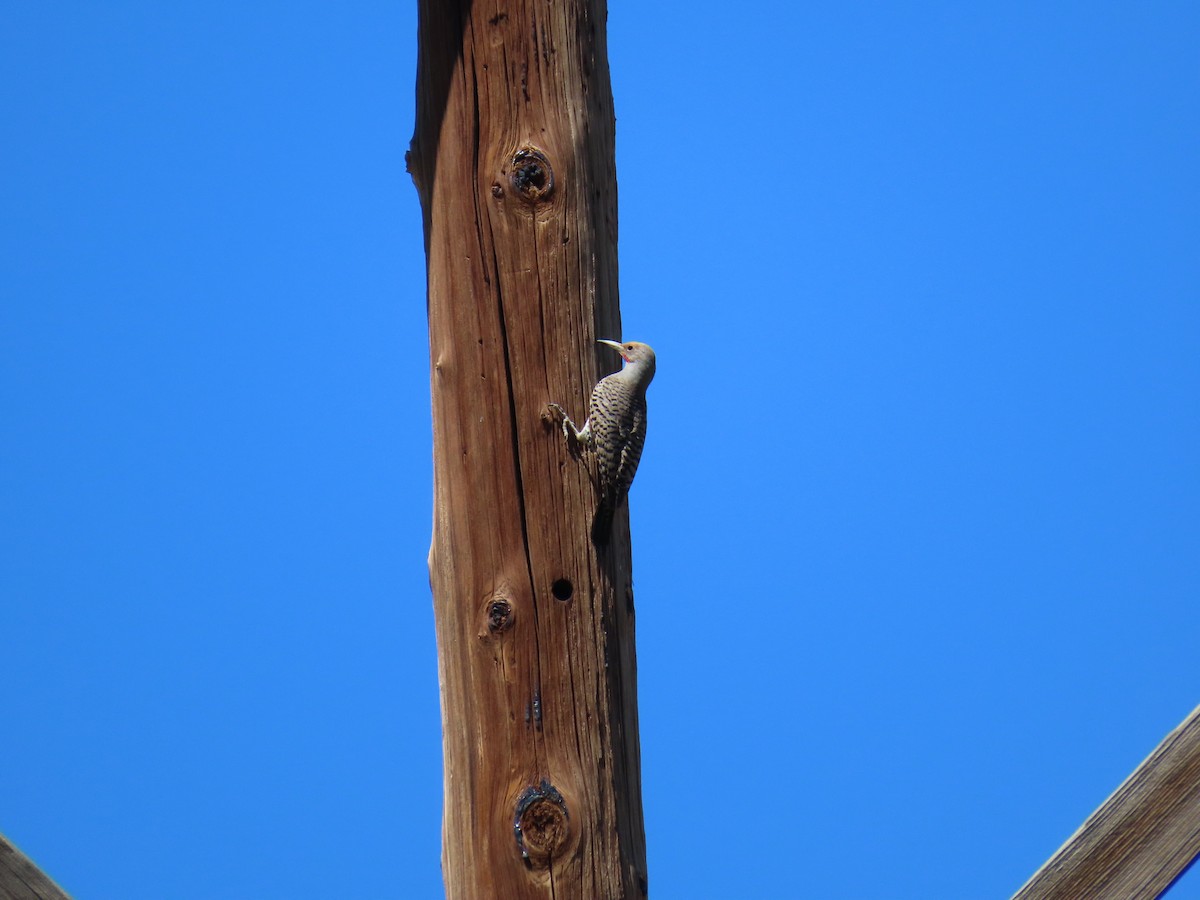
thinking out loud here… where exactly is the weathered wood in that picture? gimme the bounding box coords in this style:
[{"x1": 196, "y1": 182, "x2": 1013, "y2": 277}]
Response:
[
  {"x1": 409, "y1": 0, "x2": 647, "y2": 897},
  {"x1": 0, "y1": 833, "x2": 71, "y2": 900},
  {"x1": 1013, "y1": 704, "x2": 1200, "y2": 899}
]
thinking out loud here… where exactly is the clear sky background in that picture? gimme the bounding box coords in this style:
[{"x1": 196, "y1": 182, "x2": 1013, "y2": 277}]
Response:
[{"x1": 3, "y1": 3, "x2": 1198, "y2": 898}]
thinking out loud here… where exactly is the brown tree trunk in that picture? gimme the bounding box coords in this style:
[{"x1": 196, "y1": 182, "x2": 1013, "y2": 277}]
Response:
[{"x1": 408, "y1": 1, "x2": 647, "y2": 897}]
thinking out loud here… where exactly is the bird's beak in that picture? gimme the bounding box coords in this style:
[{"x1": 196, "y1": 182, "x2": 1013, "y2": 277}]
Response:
[{"x1": 597, "y1": 339, "x2": 624, "y2": 353}]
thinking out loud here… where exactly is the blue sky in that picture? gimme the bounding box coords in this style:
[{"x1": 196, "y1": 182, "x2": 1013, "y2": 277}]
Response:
[{"x1": 2, "y1": 2, "x2": 1198, "y2": 898}]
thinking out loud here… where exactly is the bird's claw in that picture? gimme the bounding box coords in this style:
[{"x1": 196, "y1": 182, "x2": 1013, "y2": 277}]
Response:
[{"x1": 545, "y1": 403, "x2": 585, "y2": 458}]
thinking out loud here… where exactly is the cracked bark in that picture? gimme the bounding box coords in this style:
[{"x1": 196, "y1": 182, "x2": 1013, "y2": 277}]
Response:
[{"x1": 409, "y1": 0, "x2": 647, "y2": 897}]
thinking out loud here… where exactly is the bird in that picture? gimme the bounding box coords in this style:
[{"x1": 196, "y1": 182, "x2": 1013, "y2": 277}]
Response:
[{"x1": 547, "y1": 339, "x2": 656, "y2": 545}]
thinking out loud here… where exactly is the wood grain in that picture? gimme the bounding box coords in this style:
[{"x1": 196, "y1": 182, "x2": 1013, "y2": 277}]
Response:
[
  {"x1": 409, "y1": 0, "x2": 647, "y2": 896},
  {"x1": 0, "y1": 833, "x2": 71, "y2": 900},
  {"x1": 1013, "y1": 704, "x2": 1200, "y2": 899}
]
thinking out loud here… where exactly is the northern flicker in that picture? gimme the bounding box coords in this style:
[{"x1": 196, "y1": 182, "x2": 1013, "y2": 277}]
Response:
[{"x1": 547, "y1": 339, "x2": 656, "y2": 545}]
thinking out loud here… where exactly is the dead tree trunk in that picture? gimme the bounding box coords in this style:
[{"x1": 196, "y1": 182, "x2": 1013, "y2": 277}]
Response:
[{"x1": 408, "y1": 1, "x2": 647, "y2": 897}]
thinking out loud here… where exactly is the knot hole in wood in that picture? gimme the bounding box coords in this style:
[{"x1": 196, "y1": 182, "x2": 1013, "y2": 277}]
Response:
[
  {"x1": 485, "y1": 596, "x2": 514, "y2": 634},
  {"x1": 514, "y1": 781, "x2": 570, "y2": 865},
  {"x1": 510, "y1": 147, "x2": 554, "y2": 203}
]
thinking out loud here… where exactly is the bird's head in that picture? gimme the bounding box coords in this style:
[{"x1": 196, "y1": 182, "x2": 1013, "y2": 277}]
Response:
[{"x1": 598, "y1": 339, "x2": 656, "y2": 379}]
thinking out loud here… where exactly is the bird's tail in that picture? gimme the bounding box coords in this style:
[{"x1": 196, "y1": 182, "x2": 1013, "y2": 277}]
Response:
[{"x1": 591, "y1": 496, "x2": 616, "y2": 546}]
